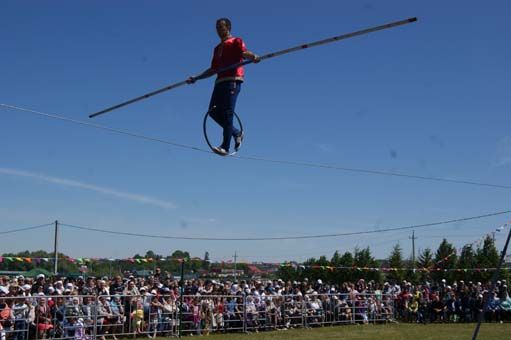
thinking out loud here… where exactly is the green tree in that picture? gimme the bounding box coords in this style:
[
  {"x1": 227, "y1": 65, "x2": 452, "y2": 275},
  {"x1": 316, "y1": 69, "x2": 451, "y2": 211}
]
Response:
[
  {"x1": 354, "y1": 247, "x2": 381, "y2": 283},
  {"x1": 433, "y1": 239, "x2": 457, "y2": 283},
  {"x1": 327, "y1": 251, "x2": 343, "y2": 284},
  {"x1": 404, "y1": 255, "x2": 419, "y2": 283},
  {"x1": 0, "y1": 250, "x2": 72, "y2": 274},
  {"x1": 455, "y1": 245, "x2": 476, "y2": 282},
  {"x1": 335, "y1": 251, "x2": 355, "y2": 284},
  {"x1": 305, "y1": 256, "x2": 328, "y2": 283},
  {"x1": 277, "y1": 263, "x2": 298, "y2": 282},
  {"x1": 300, "y1": 257, "x2": 317, "y2": 282},
  {"x1": 202, "y1": 251, "x2": 211, "y2": 270},
  {"x1": 330, "y1": 251, "x2": 342, "y2": 266},
  {"x1": 170, "y1": 250, "x2": 190, "y2": 260},
  {"x1": 475, "y1": 235, "x2": 499, "y2": 283},
  {"x1": 417, "y1": 248, "x2": 434, "y2": 268},
  {"x1": 387, "y1": 243, "x2": 405, "y2": 283}
]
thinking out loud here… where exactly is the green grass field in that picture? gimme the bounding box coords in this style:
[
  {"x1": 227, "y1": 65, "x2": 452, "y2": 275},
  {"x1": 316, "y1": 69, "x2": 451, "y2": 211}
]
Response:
[{"x1": 167, "y1": 323, "x2": 511, "y2": 340}]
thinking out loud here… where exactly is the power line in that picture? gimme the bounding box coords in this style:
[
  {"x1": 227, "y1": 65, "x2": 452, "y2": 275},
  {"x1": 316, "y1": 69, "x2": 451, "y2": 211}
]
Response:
[
  {"x1": 0, "y1": 222, "x2": 54, "y2": 235},
  {"x1": 2, "y1": 103, "x2": 510, "y2": 190},
  {"x1": 230, "y1": 221, "x2": 510, "y2": 264},
  {"x1": 0, "y1": 103, "x2": 208, "y2": 153},
  {"x1": 59, "y1": 210, "x2": 511, "y2": 241},
  {"x1": 210, "y1": 235, "x2": 412, "y2": 261},
  {"x1": 235, "y1": 155, "x2": 511, "y2": 190}
]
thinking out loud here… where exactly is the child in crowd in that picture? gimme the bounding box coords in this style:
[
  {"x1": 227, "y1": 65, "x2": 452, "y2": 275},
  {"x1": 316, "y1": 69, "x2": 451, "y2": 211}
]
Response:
[
  {"x1": 74, "y1": 318, "x2": 90, "y2": 340},
  {"x1": 192, "y1": 298, "x2": 201, "y2": 335},
  {"x1": 131, "y1": 301, "x2": 145, "y2": 336}
]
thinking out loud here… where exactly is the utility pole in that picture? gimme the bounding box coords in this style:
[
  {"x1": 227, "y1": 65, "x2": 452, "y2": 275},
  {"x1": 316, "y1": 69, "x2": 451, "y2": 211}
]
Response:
[
  {"x1": 409, "y1": 230, "x2": 417, "y2": 265},
  {"x1": 53, "y1": 220, "x2": 59, "y2": 275},
  {"x1": 233, "y1": 251, "x2": 238, "y2": 281}
]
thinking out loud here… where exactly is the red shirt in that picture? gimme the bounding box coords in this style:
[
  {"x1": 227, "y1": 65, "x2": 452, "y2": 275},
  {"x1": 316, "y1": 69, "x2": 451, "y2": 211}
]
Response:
[{"x1": 211, "y1": 37, "x2": 247, "y2": 83}]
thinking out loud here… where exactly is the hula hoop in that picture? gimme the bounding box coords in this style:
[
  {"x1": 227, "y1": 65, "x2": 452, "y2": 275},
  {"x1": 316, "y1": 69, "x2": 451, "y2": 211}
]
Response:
[{"x1": 203, "y1": 110, "x2": 244, "y2": 156}]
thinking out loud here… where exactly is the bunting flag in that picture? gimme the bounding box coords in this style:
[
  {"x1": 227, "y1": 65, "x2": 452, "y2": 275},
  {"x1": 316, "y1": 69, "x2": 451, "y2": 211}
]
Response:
[
  {"x1": 0, "y1": 256, "x2": 206, "y2": 264},
  {"x1": 429, "y1": 221, "x2": 510, "y2": 270},
  {"x1": 278, "y1": 262, "x2": 508, "y2": 273},
  {"x1": 1, "y1": 220, "x2": 509, "y2": 273},
  {"x1": 279, "y1": 220, "x2": 511, "y2": 274}
]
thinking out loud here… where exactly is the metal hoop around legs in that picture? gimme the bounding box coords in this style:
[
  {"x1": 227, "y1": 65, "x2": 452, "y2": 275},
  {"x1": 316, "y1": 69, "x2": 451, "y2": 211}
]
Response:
[{"x1": 203, "y1": 110, "x2": 244, "y2": 156}]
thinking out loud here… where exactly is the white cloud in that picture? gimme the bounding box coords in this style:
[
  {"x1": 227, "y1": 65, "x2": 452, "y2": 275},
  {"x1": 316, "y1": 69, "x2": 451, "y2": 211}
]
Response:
[{"x1": 0, "y1": 167, "x2": 176, "y2": 209}]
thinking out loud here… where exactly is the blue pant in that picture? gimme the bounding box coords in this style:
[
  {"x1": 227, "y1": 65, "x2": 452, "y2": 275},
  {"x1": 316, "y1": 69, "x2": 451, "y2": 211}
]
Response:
[
  {"x1": 208, "y1": 80, "x2": 242, "y2": 151},
  {"x1": 13, "y1": 321, "x2": 26, "y2": 340}
]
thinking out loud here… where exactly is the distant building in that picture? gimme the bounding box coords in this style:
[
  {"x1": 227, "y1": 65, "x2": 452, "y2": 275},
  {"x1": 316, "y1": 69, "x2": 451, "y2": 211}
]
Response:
[
  {"x1": 218, "y1": 269, "x2": 245, "y2": 278},
  {"x1": 247, "y1": 265, "x2": 263, "y2": 275}
]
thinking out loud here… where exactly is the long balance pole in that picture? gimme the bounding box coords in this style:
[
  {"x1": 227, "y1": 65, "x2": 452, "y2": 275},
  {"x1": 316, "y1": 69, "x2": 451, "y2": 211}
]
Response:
[{"x1": 89, "y1": 17, "x2": 417, "y2": 118}]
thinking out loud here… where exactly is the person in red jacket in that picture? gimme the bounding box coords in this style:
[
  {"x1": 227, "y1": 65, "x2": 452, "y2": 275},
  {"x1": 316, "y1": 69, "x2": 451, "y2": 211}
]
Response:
[{"x1": 188, "y1": 18, "x2": 260, "y2": 155}]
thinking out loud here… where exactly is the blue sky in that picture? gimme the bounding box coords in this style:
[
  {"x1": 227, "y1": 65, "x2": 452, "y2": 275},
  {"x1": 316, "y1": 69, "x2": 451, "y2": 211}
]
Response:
[{"x1": 1, "y1": 1, "x2": 510, "y2": 263}]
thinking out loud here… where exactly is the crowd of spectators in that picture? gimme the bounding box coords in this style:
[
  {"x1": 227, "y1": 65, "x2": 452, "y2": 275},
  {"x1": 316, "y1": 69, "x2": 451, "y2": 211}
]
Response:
[{"x1": 0, "y1": 269, "x2": 510, "y2": 339}]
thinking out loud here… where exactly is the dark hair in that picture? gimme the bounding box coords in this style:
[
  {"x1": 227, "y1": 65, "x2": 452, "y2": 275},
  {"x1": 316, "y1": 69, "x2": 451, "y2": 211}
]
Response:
[{"x1": 216, "y1": 17, "x2": 231, "y2": 30}]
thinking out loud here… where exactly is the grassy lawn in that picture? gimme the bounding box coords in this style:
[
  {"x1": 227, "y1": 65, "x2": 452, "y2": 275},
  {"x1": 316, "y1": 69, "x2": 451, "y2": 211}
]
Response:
[{"x1": 164, "y1": 323, "x2": 511, "y2": 340}]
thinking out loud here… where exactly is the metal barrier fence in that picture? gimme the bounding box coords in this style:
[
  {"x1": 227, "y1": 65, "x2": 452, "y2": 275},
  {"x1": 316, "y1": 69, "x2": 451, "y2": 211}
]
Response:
[{"x1": 0, "y1": 293, "x2": 393, "y2": 339}]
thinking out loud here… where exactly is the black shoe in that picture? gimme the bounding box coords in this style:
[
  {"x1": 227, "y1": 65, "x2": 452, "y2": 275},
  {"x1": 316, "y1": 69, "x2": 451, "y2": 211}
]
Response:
[{"x1": 234, "y1": 132, "x2": 244, "y2": 151}]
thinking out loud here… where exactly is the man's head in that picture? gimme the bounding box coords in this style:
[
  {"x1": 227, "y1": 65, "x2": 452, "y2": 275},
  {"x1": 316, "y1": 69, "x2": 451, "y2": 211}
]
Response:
[{"x1": 216, "y1": 18, "x2": 232, "y2": 40}]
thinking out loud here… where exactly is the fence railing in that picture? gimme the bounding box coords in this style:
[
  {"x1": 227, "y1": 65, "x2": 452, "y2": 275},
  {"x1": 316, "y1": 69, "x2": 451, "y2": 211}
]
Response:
[{"x1": 0, "y1": 293, "x2": 393, "y2": 339}]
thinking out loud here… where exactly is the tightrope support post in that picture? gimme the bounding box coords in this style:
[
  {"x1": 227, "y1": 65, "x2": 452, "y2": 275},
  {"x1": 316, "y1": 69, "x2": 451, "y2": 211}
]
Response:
[
  {"x1": 471, "y1": 225, "x2": 511, "y2": 340},
  {"x1": 178, "y1": 258, "x2": 185, "y2": 338}
]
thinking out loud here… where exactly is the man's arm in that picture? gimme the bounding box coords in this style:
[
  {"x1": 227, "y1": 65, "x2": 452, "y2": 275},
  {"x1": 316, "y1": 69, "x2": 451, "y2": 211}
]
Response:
[
  {"x1": 243, "y1": 50, "x2": 261, "y2": 63},
  {"x1": 187, "y1": 49, "x2": 260, "y2": 84},
  {"x1": 187, "y1": 68, "x2": 215, "y2": 84}
]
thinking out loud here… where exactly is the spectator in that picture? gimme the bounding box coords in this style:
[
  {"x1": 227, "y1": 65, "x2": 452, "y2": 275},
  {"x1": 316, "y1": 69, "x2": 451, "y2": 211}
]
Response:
[
  {"x1": 0, "y1": 271, "x2": 508, "y2": 336},
  {"x1": 34, "y1": 297, "x2": 53, "y2": 339},
  {"x1": 131, "y1": 300, "x2": 145, "y2": 336},
  {"x1": 212, "y1": 296, "x2": 224, "y2": 332},
  {"x1": 30, "y1": 275, "x2": 46, "y2": 295},
  {"x1": 108, "y1": 295, "x2": 124, "y2": 340},
  {"x1": 408, "y1": 298, "x2": 419, "y2": 322},
  {"x1": 430, "y1": 294, "x2": 445, "y2": 323},
  {"x1": 12, "y1": 297, "x2": 29, "y2": 340},
  {"x1": 161, "y1": 294, "x2": 178, "y2": 335},
  {"x1": 109, "y1": 276, "x2": 124, "y2": 296},
  {"x1": 485, "y1": 291, "x2": 501, "y2": 323}
]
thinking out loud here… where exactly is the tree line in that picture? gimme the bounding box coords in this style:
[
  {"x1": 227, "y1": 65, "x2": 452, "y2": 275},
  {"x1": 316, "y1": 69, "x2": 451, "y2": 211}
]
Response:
[
  {"x1": 278, "y1": 236, "x2": 509, "y2": 284},
  {"x1": 1, "y1": 236, "x2": 508, "y2": 283}
]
